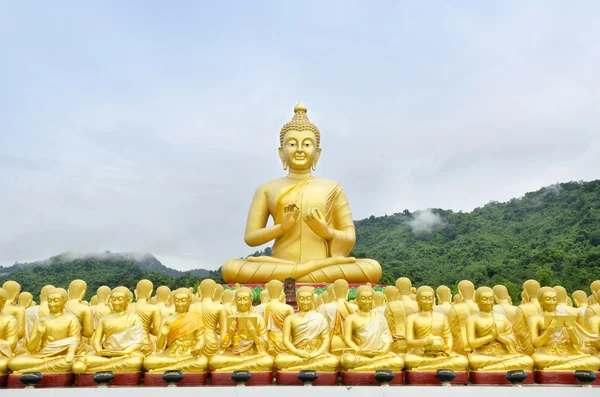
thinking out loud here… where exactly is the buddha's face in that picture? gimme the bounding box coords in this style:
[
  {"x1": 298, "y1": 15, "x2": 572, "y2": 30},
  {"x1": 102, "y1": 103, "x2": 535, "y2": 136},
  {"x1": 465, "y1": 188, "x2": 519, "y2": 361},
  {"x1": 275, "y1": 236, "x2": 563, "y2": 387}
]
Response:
[
  {"x1": 476, "y1": 291, "x2": 494, "y2": 313},
  {"x1": 540, "y1": 292, "x2": 558, "y2": 312},
  {"x1": 357, "y1": 291, "x2": 373, "y2": 312},
  {"x1": 417, "y1": 291, "x2": 435, "y2": 311},
  {"x1": 110, "y1": 292, "x2": 129, "y2": 313},
  {"x1": 235, "y1": 292, "x2": 252, "y2": 313},
  {"x1": 279, "y1": 129, "x2": 321, "y2": 171},
  {"x1": 48, "y1": 293, "x2": 66, "y2": 314},
  {"x1": 174, "y1": 293, "x2": 191, "y2": 314},
  {"x1": 297, "y1": 291, "x2": 313, "y2": 312}
]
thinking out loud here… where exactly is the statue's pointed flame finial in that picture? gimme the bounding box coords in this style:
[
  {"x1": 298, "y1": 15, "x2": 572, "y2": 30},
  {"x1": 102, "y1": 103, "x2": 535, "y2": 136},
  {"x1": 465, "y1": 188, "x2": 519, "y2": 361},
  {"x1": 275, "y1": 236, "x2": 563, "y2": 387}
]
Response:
[{"x1": 294, "y1": 101, "x2": 307, "y2": 114}]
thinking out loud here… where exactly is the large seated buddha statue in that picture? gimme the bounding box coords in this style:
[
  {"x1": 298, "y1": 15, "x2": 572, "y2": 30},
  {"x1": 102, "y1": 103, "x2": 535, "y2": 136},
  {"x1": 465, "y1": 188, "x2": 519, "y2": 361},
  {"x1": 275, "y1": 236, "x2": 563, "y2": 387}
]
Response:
[{"x1": 221, "y1": 103, "x2": 382, "y2": 284}]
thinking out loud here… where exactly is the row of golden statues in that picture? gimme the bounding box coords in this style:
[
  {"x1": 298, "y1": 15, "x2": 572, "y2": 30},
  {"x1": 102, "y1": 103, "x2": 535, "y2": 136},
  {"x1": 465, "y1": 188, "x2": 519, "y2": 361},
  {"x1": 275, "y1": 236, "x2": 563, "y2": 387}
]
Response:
[{"x1": 1, "y1": 277, "x2": 600, "y2": 379}]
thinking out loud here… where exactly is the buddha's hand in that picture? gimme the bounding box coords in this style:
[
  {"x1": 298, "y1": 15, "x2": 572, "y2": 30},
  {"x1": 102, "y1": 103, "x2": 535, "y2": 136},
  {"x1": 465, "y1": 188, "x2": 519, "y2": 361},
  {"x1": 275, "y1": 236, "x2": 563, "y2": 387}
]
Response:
[
  {"x1": 304, "y1": 208, "x2": 333, "y2": 240},
  {"x1": 228, "y1": 320, "x2": 238, "y2": 335},
  {"x1": 565, "y1": 321, "x2": 577, "y2": 335},
  {"x1": 36, "y1": 319, "x2": 46, "y2": 334},
  {"x1": 545, "y1": 319, "x2": 557, "y2": 336},
  {"x1": 281, "y1": 203, "x2": 300, "y2": 232},
  {"x1": 298, "y1": 350, "x2": 310, "y2": 359},
  {"x1": 160, "y1": 321, "x2": 171, "y2": 336},
  {"x1": 247, "y1": 322, "x2": 257, "y2": 338}
]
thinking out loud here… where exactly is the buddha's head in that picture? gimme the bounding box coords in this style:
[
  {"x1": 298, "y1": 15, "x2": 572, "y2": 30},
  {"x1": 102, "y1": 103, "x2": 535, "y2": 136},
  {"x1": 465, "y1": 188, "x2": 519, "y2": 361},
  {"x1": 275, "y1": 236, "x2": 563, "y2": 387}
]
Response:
[
  {"x1": 453, "y1": 294, "x2": 463, "y2": 304},
  {"x1": 259, "y1": 289, "x2": 269, "y2": 303},
  {"x1": 156, "y1": 286, "x2": 171, "y2": 303},
  {"x1": 296, "y1": 286, "x2": 315, "y2": 312},
  {"x1": 537, "y1": 287, "x2": 557, "y2": 313},
  {"x1": 279, "y1": 102, "x2": 321, "y2": 172},
  {"x1": 553, "y1": 286, "x2": 568, "y2": 304},
  {"x1": 222, "y1": 289, "x2": 235, "y2": 305},
  {"x1": 333, "y1": 279, "x2": 349, "y2": 301},
  {"x1": 90, "y1": 295, "x2": 98, "y2": 306},
  {"x1": 40, "y1": 285, "x2": 56, "y2": 303},
  {"x1": 135, "y1": 279, "x2": 154, "y2": 301},
  {"x1": 111, "y1": 286, "x2": 133, "y2": 314},
  {"x1": 173, "y1": 288, "x2": 193, "y2": 314},
  {"x1": 436, "y1": 285, "x2": 451, "y2": 304},
  {"x1": 492, "y1": 284, "x2": 509, "y2": 303},
  {"x1": 384, "y1": 286, "x2": 399, "y2": 302},
  {"x1": 373, "y1": 291, "x2": 385, "y2": 307},
  {"x1": 18, "y1": 292, "x2": 33, "y2": 308},
  {"x1": 97, "y1": 286, "x2": 111, "y2": 304},
  {"x1": 356, "y1": 285, "x2": 374, "y2": 313},
  {"x1": 591, "y1": 280, "x2": 600, "y2": 303},
  {"x1": 266, "y1": 280, "x2": 283, "y2": 301},
  {"x1": 416, "y1": 286, "x2": 435, "y2": 311},
  {"x1": 235, "y1": 287, "x2": 253, "y2": 313},
  {"x1": 475, "y1": 287, "x2": 494, "y2": 313},
  {"x1": 522, "y1": 280, "x2": 540, "y2": 302},
  {"x1": 457, "y1": 280, "x2": 475, "y2": 300},
  {"x1": 2, "y1": 281, "x2": 21, "y2": 304},
  {"x1": 213, "y1": 284, "x2": 224, "y2": 301},
  {"x1": 395, "y1": 277, "x2": 412, "y2": 296},
  {"x1": 200, "y1": 279, "x2": 217, "y2": 301},
  {"x1": 68, "y1": 279, "x2": 87, "y2": 302},
  {"x1": 572, "y1": 290, "x2": 588, "y2": 308},
  {"x1": 48, "y1": 288, "x2": 68, "y2": 314},
  {"x1": 0, "y1": 288, "x2": 7, "y2": 311}
]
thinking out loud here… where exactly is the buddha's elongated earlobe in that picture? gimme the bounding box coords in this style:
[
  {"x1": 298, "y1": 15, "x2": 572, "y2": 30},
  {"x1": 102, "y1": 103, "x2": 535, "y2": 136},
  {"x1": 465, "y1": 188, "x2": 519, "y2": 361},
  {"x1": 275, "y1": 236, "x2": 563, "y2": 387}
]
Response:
[
  {"x1": 278, "y1": 147, "x2": 288, "y2": 170},
  {"x1": 312, "y1": 148, "x2": 322, "y2": 171}
]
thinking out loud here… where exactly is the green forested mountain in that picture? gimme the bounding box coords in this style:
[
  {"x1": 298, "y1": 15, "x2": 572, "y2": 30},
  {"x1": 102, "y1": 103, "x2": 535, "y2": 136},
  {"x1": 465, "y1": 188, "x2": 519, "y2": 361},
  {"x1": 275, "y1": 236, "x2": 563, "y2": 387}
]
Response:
[{"x1": 352, "y1": 180, "x2": 600, "y2": 301}]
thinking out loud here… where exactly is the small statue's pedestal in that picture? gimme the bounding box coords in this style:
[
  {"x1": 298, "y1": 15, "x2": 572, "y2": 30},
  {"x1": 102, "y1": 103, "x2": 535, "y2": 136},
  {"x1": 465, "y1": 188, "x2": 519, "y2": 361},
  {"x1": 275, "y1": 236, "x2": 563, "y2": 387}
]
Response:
[
  {"x1": 7, "y1": 373, "x2": 74, "y2": 388},
  {"x1": 0, "y1": 374, "x2": 7, "y2": 388},
  {"x1": 534, "y1": 371, "x2": 600, "y2": 385},
  {"x1": 470, "y1": 371, "x2": 534, "y2": 385},
  {"x1": 75, "y1": 372, "x2": 141, "y2": 387},
  {"x1": 210, "y1": 372, "x2": 273, "y2": 386},
  {"x1": 341, "y1": 371, "x2": 404, "y2": 385},
  {"x1": 405, "y1": 371, "x2": 468, "y2": 385},
  {"x1": 276, "y1": 371, "x2": 338, "y2": 385},
  {"x1": 143, "y1": 372, "x2": 207, "y2": 386}
]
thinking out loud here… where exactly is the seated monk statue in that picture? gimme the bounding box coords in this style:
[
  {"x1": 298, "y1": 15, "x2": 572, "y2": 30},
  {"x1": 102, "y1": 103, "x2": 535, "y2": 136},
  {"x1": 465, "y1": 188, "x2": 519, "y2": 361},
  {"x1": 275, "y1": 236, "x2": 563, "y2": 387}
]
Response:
[
  {"x1": 24, "y1": 285, "x2": 55, "y2": 343},
  {"x1": 572, "y1": 290, "x2": 589, "y2": 320},
  {"x1": 275, "y1": 286, "x2": 339, "y2": 372},
  {"x1": 1, "y1": 288, "x2": 19, "y2": 375},
  {"x1": 156, "y1": 286, "x2": 175, "y2": 319},
  {"x1": 209, "y1": 287, "x2": 274, "y2": 373},
  {"x1": 92, "y1": 286, "x2": 112, "y2": 328},
  {"x1": 384, "y1": 286, "x2": 399, "y2": 304},
  {"x1": 384, "y1": 277, "x2": 419, "y2": 354},
  {"x1": 434, "y1": 285, "x2": 452, "y2": 316},
  {"x1": 448, "y1": 280, "x2": 479, "y2": 356},
  {"x1": 492, "y1": 285, "x2": 517, "y2": 324},
  {"x1": 321, "y1": 280, "x2": 357, "y2": 356},
  {"x1": 189, "y1": 279, "x2": 227, "y2": 359},
  {"x1": 143, "y1": 288, "x2": 208, "y2": 373},
  {"x1": 467, "y1": 287, "x2": 534, "y2": 371},
  {"x1": 404, "y1": 286, "x2": 469, "y2": 371},
  {"x1": 530, "y1": 287, "x2": 600, "y2": 371},
  {"x1": 264, "y1": 280, "x2": 294, "y2": 356},
  {"x1": 131, "y1": 279, "x2": 161, "y2": 356},
  {"x1": 584, "y1": 280, "x2": 600, "y2": 327},
  {"x1": 1, "y1": 282, "x2": 26, "y2": 344},
  {"x1": 221, "y1": 103, "x2": 382, "y2": 284},
  {"x1": 72, "y1": 287, "x2": 144, "y2": 374},
  {"x1": 9, "y1": 288, "x2": 81, "y2": 373},
  {"x1": 340, "y1": 285, "x2": 404, "y2": 372}
]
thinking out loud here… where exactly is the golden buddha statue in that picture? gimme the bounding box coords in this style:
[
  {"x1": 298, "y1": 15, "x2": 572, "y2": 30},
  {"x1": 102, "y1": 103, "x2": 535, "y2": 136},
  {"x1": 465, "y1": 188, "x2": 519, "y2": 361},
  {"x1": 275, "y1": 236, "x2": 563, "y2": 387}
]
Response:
[
  {"x1": 156, "y1": 286, "x2": 175, "y2": 319},
  {"x1": 373, "y1": 291, "x2": 386, "y2": 314},
  {"x1": 404, "y1": 286, "x2": 469, "y2": 371},
  {"x1": 384, "y1": 277, "x2": 419, "y2": 354},
  {"x1": 143, "y1": 288, "x2": 208, "y2": 373},
  {"x1": 554, "y1": 285, "x2": 582, "y2": 320},
  {"x1": 434, "y1": 285, "x2": 452, "y2": 316},
  {"x1": 529, "y1": 287, "x2": 600, "y2": 371},
  {"x1": 18, "y1": 292, "x2": 33, "y2": 308},
  {"x1": 65, "y1": 280, "x2": 94, "y2": 340},
  {"x1": 513, "y1": 280, "x2": 542, "y2": 355},
  {"x1": 189, "y1": 279, "x2": 227, "y2": 358},
  {"x1": 0, "y1": 288, "x2": 19, "y2": 375},
  {"x1": 92, "y1": 286, "x2": 112, "y2": 328},
  {"x1": 221, "y1": 103, "x2": 382, "y2": 284},
  {"x1": 208, "y1": 287, "x2": 274, "y2": 372},
  {"x1": 466, "y1": 287, "x2": 533, "y2": 371},
  {"x1": 263, "y1": 280, "x2": 294, "y2": 356},
  {"x1": 320, "y1": 279, "x2": 356, "y2": 356},
  {"x1": 492, "y1": 284, "x2": 517, "y2": 324},
  {"x1": 449, "y1": 280, "x2": 479, "y2": 355},
  {"x1": 9, "y1": 288, "x2": 81, "y2": 374},
  {"x1": 222, "y1": 289, "x2": 235, "y2": 315},
  {"x1": 340, "y1": 285, "x2": 404, "y2": 372},
  {"x1": 383, "y1": 286, "x2": 399, "y2": 303},
  {"x1": 24, "y1": 285, "x2": 55, "y2": 342},
  {"x1": 584, "y1": 280, "x2": 600, "y2": 327},
  {"x1": 132, "y1": 279, "x2": 161, "y2": 356},
  {"x1": 1, "y1": 281, "x2": 26, "y2": 341},
  {"x1": 72, "y1": 287, "x2": 144, "y2": 374},
  {"x1": 275, "y1": 286, "x2": 339, "y2": 372}
]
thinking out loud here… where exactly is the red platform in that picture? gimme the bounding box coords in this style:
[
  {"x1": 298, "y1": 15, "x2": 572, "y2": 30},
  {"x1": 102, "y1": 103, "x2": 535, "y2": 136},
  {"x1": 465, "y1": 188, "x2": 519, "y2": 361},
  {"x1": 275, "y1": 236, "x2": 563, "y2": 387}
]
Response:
[
  {"x1": 0, "y1": 374, "x2": 7, "y2": 387},
  {"x1": 210, "y1": 372, "x2": 273, "y2": 386},
  {"x1": 534, "y1": 371, "x2": 600, "y2": 386},
  {"x1": 276, "y1": 371, "x2": 338, "y2": 385},
  {"x1": 143, "y1": 372, "x2": 207, "y2": 386},
  {"x1": 405, "y1": 371, "x2": 468, "y2": 385},
  {"x1": 470, "y1": 371, "x2": 534, "y2": 385},
  {"x1": 75, "y1": 372, "x2": 141, "y2": 387},
  {"x1": 341, "y1": 371, "x2": 404, "y2": 385},
  {"x1": 7, "y1": 373, "x2": 74, "y2": 388}
]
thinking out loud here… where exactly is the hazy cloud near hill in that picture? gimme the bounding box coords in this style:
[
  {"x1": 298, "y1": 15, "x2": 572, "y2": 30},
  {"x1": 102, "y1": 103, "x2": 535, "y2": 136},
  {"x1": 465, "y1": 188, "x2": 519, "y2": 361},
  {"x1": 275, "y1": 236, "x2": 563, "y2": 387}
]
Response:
[
  {"x1": 409, "y1": 210, "x2": 445, "y2": 234},
  {"x1": 1, "y1": 2, "x2": 599, "y2": 270}
]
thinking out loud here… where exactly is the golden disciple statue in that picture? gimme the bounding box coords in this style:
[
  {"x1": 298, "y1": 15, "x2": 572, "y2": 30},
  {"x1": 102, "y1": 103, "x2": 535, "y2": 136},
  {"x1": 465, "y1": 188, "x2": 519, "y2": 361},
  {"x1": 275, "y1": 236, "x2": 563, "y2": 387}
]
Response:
[
  {"x1": 529, "y1": 287, "x2": 600, "y2": 371},
  {"x1": 384, "y1": 277, "x2": 418, "y2": 354},
  {"x1": 584, "y1": 280, "x2": 600, "y2": 327},
  {"x1": 264, "y1": 280, "x2": 294, "y2": 356},
  {"x1": 275, "y1": 286, "x2": 339, "y2": 372},
  {"x1": 156, "y1": 286, "x2": 175, "y2": 319},
  {"x1": 404, "y1": 286, "x2": 469, "y2": 371},
  {"x1": 190, "y1": 279, "x2": 227, "y2": 358},
  {"x1": 572, "y1": 290, "x2": 589, "y2": 319},
  {"x1": 1, "y1": 281, "x2": 26, "y2": 342},
  {"x1": 321, "y1": 279, "x2": 357, "y2": 356},
  {"x1": 466, "y1": 287, "x2": 533, "y2": 371},
  {"x1": 340, "y1": 286, "x2": 404, "y2": 372},
  {"x1": 0, "y1": 288, "x2": 19, "y2": 375},
  {"x1": 143, "y1": 288, "x2": 208, "y2": 373},
  {"x1": 131, "y1": 279, "x2": 161, "y2": 356},
  {"x1": 92, "y1": 286, "x2": 112, "y2": 328},
  {"x1": 513, "y1": 280, "x2": 542, "y2": 355},
  {"x1": 434, "y1": 285, "x2": 452, "y2": 316},
  {"x1": 72, "y1": 287, "x2": 144, "y2": 374},
  {"x1": 448, "y1": 280, "x2": 478, "y2": 356},
  {"x1": 9, "y1": 288, "x2": 81, "y2": 374},
  {"x1": 25, "y1": 285, "x2": 55, "y2": 342},
  {"x1": 492, "y1": 284, "x2": 517, "y2": 324},
  {"x1": 65, "y1": 280, "x2": 94, "y2": 341},
  {"x1": 209, "y1": 287, "x2": 274, "y2": 372},
  {"x1": 221, "y1": 103, "x2": 382, "y2": 284}
]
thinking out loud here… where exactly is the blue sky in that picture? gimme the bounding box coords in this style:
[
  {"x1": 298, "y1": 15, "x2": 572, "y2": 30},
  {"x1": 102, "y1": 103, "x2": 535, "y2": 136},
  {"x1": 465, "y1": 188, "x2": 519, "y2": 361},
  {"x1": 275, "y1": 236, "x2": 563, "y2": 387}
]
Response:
[{"x1": 1, "y1": 1, "x2": 599, "y2": 270}]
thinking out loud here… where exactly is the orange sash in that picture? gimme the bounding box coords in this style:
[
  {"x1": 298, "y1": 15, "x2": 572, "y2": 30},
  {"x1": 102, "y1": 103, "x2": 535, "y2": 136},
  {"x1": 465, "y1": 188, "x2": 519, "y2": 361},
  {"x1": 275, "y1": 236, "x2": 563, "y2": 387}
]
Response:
[{"x1": 167, "y1": 313, "x2": 203, "y2": 344}]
